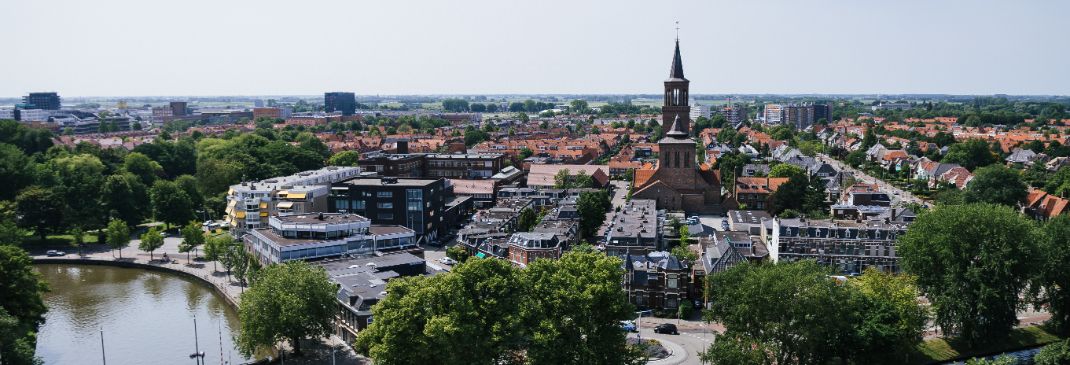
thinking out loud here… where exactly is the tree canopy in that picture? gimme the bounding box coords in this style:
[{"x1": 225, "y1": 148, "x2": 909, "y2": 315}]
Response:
[
  {"x1": 0, "y1": 245, "x2": 49, "y2": 365},
  {"x1": 963, "y1": 165, "x2": 1027, "y2": 206},
  {"x1": 237, "y1": 261, "x2": 337, "y2": 357},
  {"x1": 898, "y1": 204, "x2": 1039, "y2": 346},
  {"x1": 943, "y1": 139, "x2": 997, "y2": 171}
]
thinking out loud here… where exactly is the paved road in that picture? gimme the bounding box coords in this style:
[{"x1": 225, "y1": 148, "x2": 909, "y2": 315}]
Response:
[
  {"x1": 600, "y1": 180, "x2": 632, "y2": 236},
  {"x1": 818, "y1": 153, "x2": 928, "y2": 207},
  {"x1": 631, "y1": 316, "x2": 720, "y2": 365}
]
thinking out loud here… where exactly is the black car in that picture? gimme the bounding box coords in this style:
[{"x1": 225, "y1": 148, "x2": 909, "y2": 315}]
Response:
[{"x1": 653, "y1": 323, "x2": 678, "y2": 335}]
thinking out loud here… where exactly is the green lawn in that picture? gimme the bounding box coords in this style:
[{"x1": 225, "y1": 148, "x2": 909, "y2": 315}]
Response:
[
  {"x1": 21, "y1": 233, "x2": 101, "y2": 247},
  {"x1": 907, "y1": 326, "x2": 1063, "y2": 364}
]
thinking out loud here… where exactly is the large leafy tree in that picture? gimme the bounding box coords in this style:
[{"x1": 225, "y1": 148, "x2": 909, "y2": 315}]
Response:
[
  {"x1": 1035, "y1": 215, "x2": 1070, "y2": 334},
  {"x1": 943, "y1": 138, "x2": 997, "y2": 171},
  {"x1": 704, "y1": 261, "x2": 853, "y2": 365},
  {"x1": 576, "y1": 190, "x2": 610, "y2": 238},
  {"x1": 355, "y1": 258, "x2": 526, "y2": 365},
  {"x1": 898, "y1": 204, "x2": 1039, "y2": 346},
  {"x1": 768, "y1": 163, "x2": 805, "y2": 178},
  {"x1": 326, "y1": 150, "x2": 361, "y2": 166},
  {"x1": 237, "y1": 261, "x2": 338, "y2": 357},
  {"x1": 0, "y1": 143, "x2": 33, "y2": 201},
  {"x1": 963, "y1": 165, "x2": 1027, "y2": 206},
  {"x1": 150, "y1": 180, "x2": 195, "y2": 230},
  {"x1": 516, "y1": 207, "x2": 537, "y2": 232},
  {"x1": 521, "y1": 251, "x2": 641, "y2": 365},
  {"x1": 15, "y1": 186, "x2": 65, "y2": 241},
  {"x1": 122, "y1": 152, "x2": 164, "y2": 186},
  {"x1": 49, "y1": 154, "x2": 106, "y2": 236},
  {"x1": 0, "y1": 245, "x2": 49, "y2": 365},
  {"x1": 101, "y1": 173, "x2": 149, "y2": 226},
  {"x1": 847, "y1": 269, "x2": 929, "y2": 364},
  {"x1": 1034, "y1": 339, "x2": 1070, "y2": 365}
]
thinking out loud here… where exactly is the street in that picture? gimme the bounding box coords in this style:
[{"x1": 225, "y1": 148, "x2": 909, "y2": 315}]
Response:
[
  {"x1": 629, "y1": 316, "x2": 720, "y2": 365},
  {"x1": 818, "y1": 153, "x2": 928, "y2": 207}
]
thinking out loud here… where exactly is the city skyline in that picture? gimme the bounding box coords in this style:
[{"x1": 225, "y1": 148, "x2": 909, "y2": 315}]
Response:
[{"x1": 4, "y1": 0, "x2": 1070, "y2": 97}]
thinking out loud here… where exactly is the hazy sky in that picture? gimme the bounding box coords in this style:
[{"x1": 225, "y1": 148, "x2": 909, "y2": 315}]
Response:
[{"x1": 3, "y1": 0, "x2": 1068, "y2": 97}]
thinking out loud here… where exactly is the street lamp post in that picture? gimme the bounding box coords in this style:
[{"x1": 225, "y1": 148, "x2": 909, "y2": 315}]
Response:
[
  {"x1": 189, "y1": 317, "x2": 205, "y2": 365},
  {"x1": 100, "y1": 328, "x2": 107, "y2": 365},
  {"x1": 635, "y1": 309, "x2": 653, "y2": 342}
]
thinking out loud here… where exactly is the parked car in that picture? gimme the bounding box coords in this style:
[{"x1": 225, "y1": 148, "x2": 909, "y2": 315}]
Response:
[
  {"x1": 720, "y1": 219, "x2": 730, "y2": 231},
  {"x1": 620, "y1": 321, "x2": 637, "y2": 332},
  {"x1": 46, "y1": 250, "x2": 65, "y2": 257},
  {"x1": 653, "y1": 323, "x2": 678, "y2": 335},
  {"x1": 439, "y1": 257, "x2": 457, "y2": 265}
]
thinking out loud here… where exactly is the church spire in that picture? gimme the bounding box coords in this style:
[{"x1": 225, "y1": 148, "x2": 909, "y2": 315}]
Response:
[{"x1": 669, "y1": 39, "x2": 685, "y2": 80}]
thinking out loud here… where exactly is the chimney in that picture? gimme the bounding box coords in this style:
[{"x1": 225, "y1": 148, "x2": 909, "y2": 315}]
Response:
[{"x1": 317, "y1": 212, "x2": 324, "y2": 221}]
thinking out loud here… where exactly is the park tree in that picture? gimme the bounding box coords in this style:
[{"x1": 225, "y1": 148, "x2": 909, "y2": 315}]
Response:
[
  {"x1": 1035, "y1": 215, "x2": 1070, "y2": 334},
  {"x1": 150, "y1": 180, "x2": 195, "y2": 230},
  {"x1": 49, "y1": 154, "x2": 106, "y2": 239},
  {"x1": 943, "y1": 139, "x2": 997, "y2": 171},
  {"x1": 0, "y1": 245, "x2": 49, "y2": 365},
  {"x1": 576, "y1": 190, "x2": 610, "y2": 238},
  {"x1": 102, "y1": 173, "x2": 149, "y2": 226},
  {"x1": 355, "y1": 258, "x2": 526, "y2": 365},
  {"x1": 203, "y1": 235, "x2": 231, "y2": 272},
  {"x1": 553, "y1": 169, "x2": 571, "y2": 189},
  {"x1": 122, "y1": 152, "x2": 164, "y2": 186},
  {"x1": 327, "y1": 150, "x2": 361, "y2": 166},
  {"x1": 0, "y1": 143, "x2": 33, "y2": 201},
  {"x1": 520, "y1": 251, "x2": 642, "y2": 365},
  {"x1": 105, "y1": 219, "x2": 131, "y2": 259},
  {"x1": 704, "y1": 261, "x2": 854, "y2": 365},
  {"x1": 179, "y1": 221, "x2": 205, "y2": 264},
  {"x1": 138, "y1": 226, "x2": 165, "y2": 261},
  {"x1": 231, "y1": 247, "x2": 250, "y2": 288},
  {"x1": 963, "y1": 165, "x2": 1027, "y2": 206},
  {"x1": 898, "y1": 204, "x2": 1039, "y2": 346},
  {"x1": 569, "y1": 99, "x2": 589, "y2": 114},
  {"x1": 237, "y1": 261, "x2": 336, "y2": 357},
  {"x1": 175, "y1": 175, "x2": 204, "y2": 215},
  {"x1": 1044, "y1": 166, "x2": 1070, "y2": 197},
  {"x1": 15, "y1": 186, "x2": 65, "y2": 241}
]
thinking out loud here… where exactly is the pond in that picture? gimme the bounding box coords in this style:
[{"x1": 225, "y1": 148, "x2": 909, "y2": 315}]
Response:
[{"x1": 34, "y1": 264, "x2": 254, "y2": 365}]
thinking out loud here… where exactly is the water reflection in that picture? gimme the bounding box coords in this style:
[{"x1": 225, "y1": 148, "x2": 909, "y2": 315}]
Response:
[{"x1": 34, "y1": 264, "x2": 255, "y2": 365}]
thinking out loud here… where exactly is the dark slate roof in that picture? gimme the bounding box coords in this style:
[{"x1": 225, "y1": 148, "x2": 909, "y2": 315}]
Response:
[{"x1": 668, "y1": 40, "x2": 687, "y2": 81}]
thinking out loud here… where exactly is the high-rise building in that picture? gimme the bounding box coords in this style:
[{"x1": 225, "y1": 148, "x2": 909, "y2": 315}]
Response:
[
  {"x1": 689, "y1": 104, "x2": 710, "y2": 120},
  {"x1": 762, "y1": 104, "x2": 783, "y2": 124},
  {"x1": 22, "y1": 92, "x2": 61, "y2": 110},
  {"x1": 325, "y1": 92, "x2": 357, "y2": 116},
  {"x1": 720, "y1": 103, "x2": 748, "y2": 125},
  {"x1": 169, "y1": 101, "x2": 189, "y2": 117}
]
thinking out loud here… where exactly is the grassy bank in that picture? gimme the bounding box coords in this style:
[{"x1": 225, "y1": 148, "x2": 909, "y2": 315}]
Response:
[{"x1": 908, "y1": 326, "x2": 1063, "y2": 364}]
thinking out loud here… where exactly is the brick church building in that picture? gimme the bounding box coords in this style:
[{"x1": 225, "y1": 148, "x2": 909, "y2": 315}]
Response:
[{"x1": 632, "y1": 39, "x2": 721, "y2": 212}]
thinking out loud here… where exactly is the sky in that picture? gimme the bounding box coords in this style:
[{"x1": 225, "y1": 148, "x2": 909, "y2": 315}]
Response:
[{"x1": 2, "y1": 0, "x2": 1069, "y2": 97}]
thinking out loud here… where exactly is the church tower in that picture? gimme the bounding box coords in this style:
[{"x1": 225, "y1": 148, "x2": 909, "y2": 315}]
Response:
[{"x1": 662, "y1": 39, "x2": 691, "y2": 135}]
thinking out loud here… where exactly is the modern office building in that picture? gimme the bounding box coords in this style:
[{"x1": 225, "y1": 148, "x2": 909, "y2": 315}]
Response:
[
  {"x1": 243, "y1": 213, "x2": 416, "y2": 264},
  {"x1": 225, "y1": 166, "x2": 363, "y2": 236},
  {"x1": 22, "y1": 92, "x2": 61, "y2": 110},
  {"x1": 329, "y1": 176, "x2": 462, "y2": 243},
  {"x1": 762, "y1": 104, "x2": 783, "y2": 124},
  {"x1": 357, "y1": 152, "x2": 506, "y2": 179},
  {"x1": 325, "y1": 92, "x2": 357, "y2": 116}
]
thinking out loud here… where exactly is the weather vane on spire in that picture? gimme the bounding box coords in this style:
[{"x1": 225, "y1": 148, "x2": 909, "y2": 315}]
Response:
[{"x1": 675, "y1": 21, "x2": 680, "y2": 41}]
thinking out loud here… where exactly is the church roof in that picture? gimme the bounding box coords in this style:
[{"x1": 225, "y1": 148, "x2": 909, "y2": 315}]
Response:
[
  {"x1": 667, "y1": 40, "x2": 687, "y2": 82},
  {"x1": 659, "y1": 115, "x2": 692, "y2": 144}
]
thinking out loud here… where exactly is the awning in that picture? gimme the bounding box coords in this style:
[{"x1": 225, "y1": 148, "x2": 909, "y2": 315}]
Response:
[
  {"x1": 288, "y1": 192, "x2": 308, "y2": 199},
  {"x1": 259, "y1": 202, "x2": 268, "y2": 209},
  {"x1": 476, "y1": 252, "x2": 486, "y2": 259},
  {"x1": 259, "y1": 212, "x2": 268, "y2": 217},
  {"x1": 235, "y1": 211, "x2": 246, "y2": 219},
  {"x1": 277, "y1": 190, "x2": 289, "y2": 197},
  {"x1": 276, "y1": 201, "x2": 294, "y2": 209}
]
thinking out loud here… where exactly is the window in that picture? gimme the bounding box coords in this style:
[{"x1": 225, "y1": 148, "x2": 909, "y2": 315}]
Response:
[
  {"x1": 407, "y1": 202, "x2": 422, "y2": 211},
  {"x1": 666, "y1": 297, "x2": 678, "y2": 309},
  {"x1": 351, "y1": 200, "x2": 365, "y2": 210},
  {"x1": 377, "y1": 202, "x2": 393, "y2": 209},
  {"x1": 406, "y1": 189, "x2": 422, "y2": 200},
  {"x1": 378, "y1": 213, "x2": 394, "y2": 220},
  {"x1": 376, "y1": 191, "x2": 393, "y2": 198},
  {"x1": 667, "y1": 275, "x2": 678, "y2": 289}
]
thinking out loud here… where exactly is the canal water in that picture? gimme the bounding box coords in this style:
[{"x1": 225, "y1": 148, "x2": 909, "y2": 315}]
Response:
[{"x1": 34, "y1": 264, "x2": 254, "y2": 365}]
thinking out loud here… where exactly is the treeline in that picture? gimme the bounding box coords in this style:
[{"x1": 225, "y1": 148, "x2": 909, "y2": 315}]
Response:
[{"x1": 0, "y1": 120, "x2": 332, "y2": 249}]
